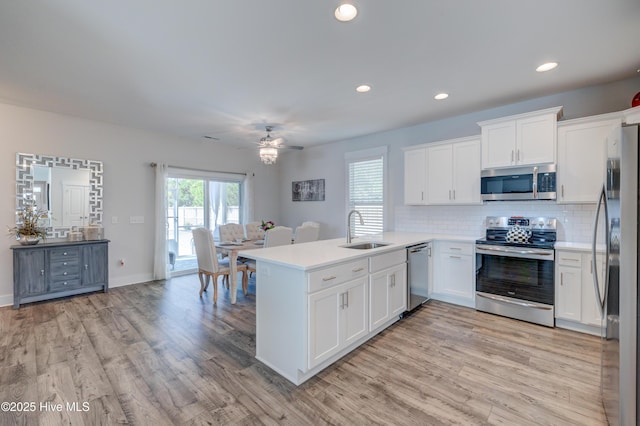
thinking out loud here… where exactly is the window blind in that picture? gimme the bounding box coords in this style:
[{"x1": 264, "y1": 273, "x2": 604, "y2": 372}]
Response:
[{"x1": 347, "y1": 156, "x2": 384, "y2": 236}]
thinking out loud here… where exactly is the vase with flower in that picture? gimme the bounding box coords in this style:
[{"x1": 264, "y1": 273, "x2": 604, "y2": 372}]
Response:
[
  {"x1": 8, "y1": 202, "x2": 48, "y2": 245},
  {"x1": 261, "y1": 220, "x2": 275, "y2": 232}
]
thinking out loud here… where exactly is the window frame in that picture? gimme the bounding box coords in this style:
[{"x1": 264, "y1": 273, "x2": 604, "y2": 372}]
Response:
[{"x1": 344, "y1": 146, "x2": 388, "y2": 237}]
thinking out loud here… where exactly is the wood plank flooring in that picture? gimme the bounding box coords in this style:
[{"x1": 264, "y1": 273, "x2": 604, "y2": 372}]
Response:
[{"x1": 0, "y1": 275, "x2": 607, "y2": 425}]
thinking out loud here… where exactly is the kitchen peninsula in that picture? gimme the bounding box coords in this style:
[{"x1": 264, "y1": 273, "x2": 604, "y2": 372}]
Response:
[{"x1": 239, "y1": 232, "x2": 476, "y2": 385}]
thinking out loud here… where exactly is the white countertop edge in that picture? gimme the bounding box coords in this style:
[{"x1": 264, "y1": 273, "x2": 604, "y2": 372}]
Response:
[
  {"x1": 239, "y1": 232, "x2": 481, "y2": 271},
  {"x1": 554, "y1": 242, "x2": 593, "y2": 251}
]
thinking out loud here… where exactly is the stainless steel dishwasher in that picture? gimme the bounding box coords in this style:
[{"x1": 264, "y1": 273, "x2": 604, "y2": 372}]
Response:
[{"x1": 406, "y1": 242, "x2": 430, "y2": 312}]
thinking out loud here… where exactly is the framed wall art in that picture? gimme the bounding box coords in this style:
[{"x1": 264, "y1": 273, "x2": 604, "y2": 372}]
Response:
[{"x1": 292, "y1": 179, "x2": 325, "y2": 202}]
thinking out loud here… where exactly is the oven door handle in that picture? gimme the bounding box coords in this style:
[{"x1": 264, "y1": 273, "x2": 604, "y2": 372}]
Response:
[
  {"x1": 475, "y1": 246, "x2": 553, "y2": 256},
  {"x1": 476, "y1": 292, "x2": 553, "y2": 310}
]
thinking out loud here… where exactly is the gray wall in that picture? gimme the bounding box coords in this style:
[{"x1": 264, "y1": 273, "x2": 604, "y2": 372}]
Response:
[{"x1": 278, "y1": 75, "x2": 640, "y2": 239}]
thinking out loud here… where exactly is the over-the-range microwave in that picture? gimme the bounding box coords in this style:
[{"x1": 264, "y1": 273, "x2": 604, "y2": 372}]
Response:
[{"x1": 480, "y1": 164, "x2": 556, "y2": 201}]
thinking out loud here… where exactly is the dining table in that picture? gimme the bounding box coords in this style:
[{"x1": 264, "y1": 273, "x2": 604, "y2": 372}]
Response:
[{"x1": 215, "y1": 239, "x2": 264, "y2": 304}]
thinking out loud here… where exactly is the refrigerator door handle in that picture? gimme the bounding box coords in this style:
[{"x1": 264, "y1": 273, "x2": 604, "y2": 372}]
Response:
[{"x1": 591, "y1": 185, "x2": 609, "y2": 318}]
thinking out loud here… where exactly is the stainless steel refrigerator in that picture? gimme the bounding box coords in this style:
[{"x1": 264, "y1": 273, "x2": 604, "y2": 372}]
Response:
[{"x1": 592, "y1": 123, "x2": 639, "y2": 425}]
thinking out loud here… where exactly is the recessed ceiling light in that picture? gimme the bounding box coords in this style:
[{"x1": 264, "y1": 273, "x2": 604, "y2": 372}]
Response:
[
  {"x1": 536, "y1": 62, "x2": 558, "y2": 72},
  {"x1": 356, "y1": 84, "x2": 371, "y2": 93},
  {"x1": 335, "y1": 3, "x2": 358, "y2": 22},
  {"x1": 434, "y1": 93, "x2": 449, "y2": 100}
]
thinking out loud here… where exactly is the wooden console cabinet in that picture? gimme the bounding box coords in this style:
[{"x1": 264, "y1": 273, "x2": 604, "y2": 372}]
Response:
[{"x1": 11, "y1": 239, "x2": 109, "y2": 308}]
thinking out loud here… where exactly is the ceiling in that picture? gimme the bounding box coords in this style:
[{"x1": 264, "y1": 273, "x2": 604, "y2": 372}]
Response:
[{"x1": 0, "y1": 1, "x2": 639, "y2": 149}]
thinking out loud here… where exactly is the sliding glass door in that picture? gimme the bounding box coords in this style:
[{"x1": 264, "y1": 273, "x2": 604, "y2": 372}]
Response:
[{"x1": 166, "y1": 171, "x2": 243, "y2": 275}]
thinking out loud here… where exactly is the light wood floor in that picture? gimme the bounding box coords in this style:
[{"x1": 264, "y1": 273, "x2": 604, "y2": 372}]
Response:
[{"x1": 0, "y1": 275, "x2": 606, "y2": 425}]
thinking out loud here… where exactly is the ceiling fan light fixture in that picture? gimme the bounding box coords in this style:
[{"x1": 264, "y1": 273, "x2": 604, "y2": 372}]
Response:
[
  {"x1": 434, "y1": 93, "x2": 449, "y2": 100},
  {"x1": 335, "y1": 3, "x2": 357, "y2": 22},
  {"x1": 260, "y1": 146, "x2": 278, "y2": 165},
  {"x1": 356, "y1": 84, "x2": 371, "y2": 93}
]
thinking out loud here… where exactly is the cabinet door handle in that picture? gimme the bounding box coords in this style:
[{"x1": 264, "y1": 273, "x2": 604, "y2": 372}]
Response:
[
  {"x1": 561, "y1": 258, "x2": 579, "y2": 262},
  {"x1": 511, "y1": 150, "x2": 514, "y2": 163},
  {"x1": 352, "y1": 267, "x2": 364, "y2": 273},
  {"x1": 340, "y1": 293, "x2": 345, "y2": 309},
  {"x1": 590, "y1": 260, "x2": 593, "y2": 273},
  {"x1": 63, "y1": 252, "x2": 68, "y2": 256},
  {"x1": 344, "y1": 292, "x2": 349, "y2": 308},
  {"x1": 562, "y1": 184, "x2": 565, "y2": 198},
  {"x1": 84, "y1": 265, "x2": 89, "y2": 270},
  {"x1": 449, "y1": 255, "x2": 461, "y2": 259},
  {"x1": 390, "y1": 274, "x2": 396, "y2": 288},
  {"x1": 322, "y1": 276, "x2": 337, "y2": 282},
  {"x1": 63, "y1": 272, "x2": 67, "y2": 276},
  {"x1": 449, "y1": 247, "x2": 462, "y2": 251},
  {"x1": 63, "y1": 262, "x2": 67, "y2": 266},
  {"x1": 40, "y1": 269, "x2": 45, "y2": 276},
  {"x1": 452, "y1": 189, "x2": 456, "y2": 200},
  {"x1": 421, "y1": 191, "x2": 424, "y2": 201},
  {"x1": 448, "y1": 190, "x2": 451, "y2": 200},
  {"x1": 560, "y1": 272, "x2": 563, "y2": 286},
  {"x1": 517, "y1": 149, "x2": 521, "y2": 162}
]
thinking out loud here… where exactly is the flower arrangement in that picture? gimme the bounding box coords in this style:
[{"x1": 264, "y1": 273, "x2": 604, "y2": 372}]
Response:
[
  {"x1": 8, "y1": 202, "x2": 48, "y2": 242},
  {"x1": 260, "y1": 220, "x2": 275, "y2": 232}
]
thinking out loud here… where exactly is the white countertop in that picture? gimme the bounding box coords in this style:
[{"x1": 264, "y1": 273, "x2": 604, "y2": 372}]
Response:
[
  {"x1": 555, "y1": 242, "x2": 596, "y2": 251},
  {"x1": 239, "y1": 232, "x2": 479, "y2": 271}
]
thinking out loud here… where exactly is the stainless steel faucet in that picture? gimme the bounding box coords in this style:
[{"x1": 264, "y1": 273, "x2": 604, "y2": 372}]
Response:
[{"x1": 347, "y1": 210, "x2": 364, "y2": 244}]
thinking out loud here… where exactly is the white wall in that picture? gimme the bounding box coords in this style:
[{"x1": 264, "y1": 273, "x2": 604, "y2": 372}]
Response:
[
  {"x1": 0, "y1": 102, "x2": 281, "y2": 306},
  {"x1": 279, "y1": 75, "x2": 640, "y2": 240}
]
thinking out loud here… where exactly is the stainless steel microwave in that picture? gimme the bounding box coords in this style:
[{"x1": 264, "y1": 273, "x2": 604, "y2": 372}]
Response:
[{"x1": 481, "y1": 164, "x2": 556, "y2": 201}]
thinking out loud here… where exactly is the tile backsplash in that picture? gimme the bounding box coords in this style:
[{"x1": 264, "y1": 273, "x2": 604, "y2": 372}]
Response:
[{"x1": 395, "y1": 201, "x2": 596, "y2": 243}]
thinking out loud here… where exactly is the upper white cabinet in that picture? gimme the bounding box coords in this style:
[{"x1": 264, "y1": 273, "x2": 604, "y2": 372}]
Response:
[
  {"x1": 404, "y1": 136, "x2": 481, "y2": 205},
  {"x1": 557, "y1": 115, "x2": 621, "y2": 204},
  {"x1": 404, "y1": 147, "x2": 427, "y2": 204},
  {"x1": 479, "y1": 106, "x2": 563, "y2": 169}
]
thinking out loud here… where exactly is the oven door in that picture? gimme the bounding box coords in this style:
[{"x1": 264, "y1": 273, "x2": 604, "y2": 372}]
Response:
[{"x1": 475, "y1": 245, "x2": 555, "y2": 305}]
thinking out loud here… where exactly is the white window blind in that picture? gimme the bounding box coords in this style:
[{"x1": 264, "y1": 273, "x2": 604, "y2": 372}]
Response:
[{"x1": 347, "y1": 154, "x2": 384, "y2": 236}]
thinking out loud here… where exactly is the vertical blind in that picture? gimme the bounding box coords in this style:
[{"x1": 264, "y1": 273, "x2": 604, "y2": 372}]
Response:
[{"x1": 347, "y1": 156, "x2": 384, "y2": 236}]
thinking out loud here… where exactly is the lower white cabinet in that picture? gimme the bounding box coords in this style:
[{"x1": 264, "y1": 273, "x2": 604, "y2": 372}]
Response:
[
  {"x1": 308, "y1": 276, "x2": 368, "y2": 369},
  {"x1": 431, "y1": 241, "x2": 475, "y2": 308},
  {"x1": 369, "y1": 263, "x2": 407, "y2": 333},
  {"x1": 555, "y1": 248, "x2": 604, "y2": 334},
  {"x1": 256, "y1": 248, "x2": 410, "y2": 385}
]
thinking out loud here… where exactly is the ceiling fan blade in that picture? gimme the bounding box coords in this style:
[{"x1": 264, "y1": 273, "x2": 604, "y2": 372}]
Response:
[{"x1": 278, "y1": 144, "x2": 304, "y2": 150}]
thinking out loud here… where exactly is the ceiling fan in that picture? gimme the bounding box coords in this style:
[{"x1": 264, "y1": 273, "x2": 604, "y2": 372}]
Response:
[{"x1": 257, "y1": 126, "x2": 303, "y2": 164}]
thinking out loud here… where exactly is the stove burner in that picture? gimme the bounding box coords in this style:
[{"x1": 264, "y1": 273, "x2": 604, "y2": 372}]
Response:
[{"x1": 477, "y1": 216, "x2": 557, "y2": 249}]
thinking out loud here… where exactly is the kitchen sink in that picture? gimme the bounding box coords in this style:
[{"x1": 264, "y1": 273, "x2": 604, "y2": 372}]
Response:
[{"x1": 341, "y1": 242, "x2": 391, "y2": 250}]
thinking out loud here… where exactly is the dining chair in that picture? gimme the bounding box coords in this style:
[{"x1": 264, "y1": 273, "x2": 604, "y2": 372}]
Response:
[
  {"x1": 218, "y1": 223, "x2": 245, "y2": 242},
  {"x1": 244, "y1": 221, "x2": 265, "y2": 240},
  {"x1": 192, "y1": 228, "x2": 248, "y2": 303},
  {"x1": 294, "y1": 224, "x2": 320, "y2": 244},
  {"x1": 264, "y1": 226, "x2": 293, "y2": 248},
  {"x1": 302, "y1": 221, "x2": 320, "y2": 228}
]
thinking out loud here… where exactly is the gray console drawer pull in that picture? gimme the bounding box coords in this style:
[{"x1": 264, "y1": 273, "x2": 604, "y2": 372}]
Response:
[
  {"x1": 322, "y1": 276, "x2": 337, "y2": 282},
  {"x1": 352, "y1": 267, "x2": 364, "y2": 273}
]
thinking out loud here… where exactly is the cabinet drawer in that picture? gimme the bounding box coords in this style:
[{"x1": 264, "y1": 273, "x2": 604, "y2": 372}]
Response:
[
  {"x1": 308, "y1": 259, "x2": 368, "y2": 293},
  {"x1": 50, "y1": 279, "x2": 82, "y2": 290},
  {"x1": 50, "y1": 247, "x2": 81, "y2": 262},
  {"x1": 439, "y1": 241, "x2": 473, "y2": 256},
  {"x1": 557, "y1": 251, "x2": 582, "y2": 267},
  {"x1": 369, "y1": 249, "x2": 407, "y2": 273}
]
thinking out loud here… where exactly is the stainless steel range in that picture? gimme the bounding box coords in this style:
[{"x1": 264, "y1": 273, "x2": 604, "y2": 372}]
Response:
[{"x1": 475, "y1": 216, "x2": 556, "y2": 327}]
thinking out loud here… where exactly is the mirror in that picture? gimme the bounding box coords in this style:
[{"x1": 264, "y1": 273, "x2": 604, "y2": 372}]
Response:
[{"x1": 16, "y1": 153, "x2": 103, "y2": 239}]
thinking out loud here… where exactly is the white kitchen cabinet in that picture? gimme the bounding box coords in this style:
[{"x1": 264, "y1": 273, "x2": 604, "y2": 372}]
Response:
[
  {"x1": 425, "y1": 137, "x2": 481, "y2": 205},
  {"x1": 479, "y1": 106, "x2": 563, "y2": 169},
  {"x1": 369, "y1": 263, "x2": 406, "y2": 333},
  {"x1": 404, "y1": 147, "x2": 427, "y2": 205},
  {"x1": 432, "y1": 241, "x2": 475, "y2": 308},
  {"x1": 369, "y1": 250, "x2": 407, "y2": 333},
  {"x1": 557, "y1": 116, "x2": 621, "y2": 203},
  {"x1": 555, "y1": 248, "x2": 604, "y2": 335},
  {"x1": 308, "y1": 276, "x2": 368, "y2": 369}
]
